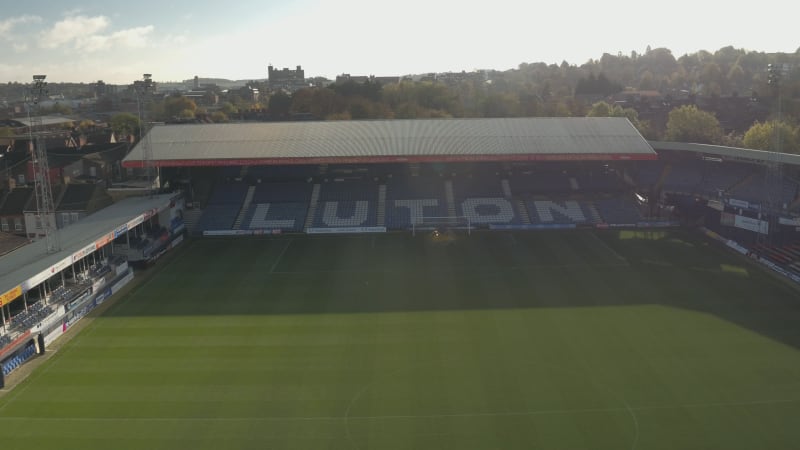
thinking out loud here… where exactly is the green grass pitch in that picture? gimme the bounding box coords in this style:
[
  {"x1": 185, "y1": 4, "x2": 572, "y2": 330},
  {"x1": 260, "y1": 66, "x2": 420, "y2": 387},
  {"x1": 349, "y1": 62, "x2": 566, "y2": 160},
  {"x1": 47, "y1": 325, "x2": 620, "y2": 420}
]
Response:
[{"x1": 1, "y1": 230, "x2": 800, "y2": 450}]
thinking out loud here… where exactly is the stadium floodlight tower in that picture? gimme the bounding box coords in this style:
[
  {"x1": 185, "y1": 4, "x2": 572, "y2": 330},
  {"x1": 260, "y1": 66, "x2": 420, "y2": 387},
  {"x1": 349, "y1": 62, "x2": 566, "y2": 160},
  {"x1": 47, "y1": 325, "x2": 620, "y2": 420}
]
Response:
[
  {"x1": 26, "y1": 74, "x2": 60, "y2": 253},
  {"x1": 758, "y1": 63, "x2": 790, "y2": 246},
  {"x1": 135, "y1": 73, "x2": 156, "y2": 195}
]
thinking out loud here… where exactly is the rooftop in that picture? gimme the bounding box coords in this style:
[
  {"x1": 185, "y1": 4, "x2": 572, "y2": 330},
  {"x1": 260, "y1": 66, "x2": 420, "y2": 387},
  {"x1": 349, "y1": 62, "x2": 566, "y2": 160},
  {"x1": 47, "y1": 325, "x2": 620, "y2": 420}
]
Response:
[
  {"x1": 123, "y1": 117, "x2": 656, "y2": 167},
  {"x1": 0, "y1": 194, "x2": 176, "y2": 298}
]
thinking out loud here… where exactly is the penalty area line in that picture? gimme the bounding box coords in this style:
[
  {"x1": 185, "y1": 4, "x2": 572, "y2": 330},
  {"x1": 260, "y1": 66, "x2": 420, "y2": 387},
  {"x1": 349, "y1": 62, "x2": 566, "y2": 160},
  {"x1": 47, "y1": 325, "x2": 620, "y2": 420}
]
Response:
[
  {"x1": 270, "y1": 239, "x2": 293, "y2": 273},
  {"x1": 3, "y1": 397, "x2": 798, "y2": 423}
]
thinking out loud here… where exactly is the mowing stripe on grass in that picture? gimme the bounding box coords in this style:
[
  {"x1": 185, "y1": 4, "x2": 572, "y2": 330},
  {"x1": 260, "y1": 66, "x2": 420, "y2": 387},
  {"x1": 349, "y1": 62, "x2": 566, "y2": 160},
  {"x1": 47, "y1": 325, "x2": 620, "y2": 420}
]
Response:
[{"x1": 2, "y1": 397, "x2": 798, "y2": 422}]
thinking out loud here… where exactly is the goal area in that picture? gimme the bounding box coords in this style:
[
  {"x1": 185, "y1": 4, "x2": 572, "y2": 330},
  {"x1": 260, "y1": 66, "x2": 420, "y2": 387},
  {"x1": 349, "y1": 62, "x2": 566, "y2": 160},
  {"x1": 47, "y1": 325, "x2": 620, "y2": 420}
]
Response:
[{"x1": 411, "y1": 216, "x2": 472, "y2": 237}]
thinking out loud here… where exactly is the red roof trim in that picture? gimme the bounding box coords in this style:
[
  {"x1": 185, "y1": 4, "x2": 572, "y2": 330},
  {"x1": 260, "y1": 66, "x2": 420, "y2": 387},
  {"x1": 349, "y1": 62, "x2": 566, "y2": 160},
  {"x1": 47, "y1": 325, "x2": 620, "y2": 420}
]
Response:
[{"x1": 123, "y1": 153, "x2": 657, "y2": 168}]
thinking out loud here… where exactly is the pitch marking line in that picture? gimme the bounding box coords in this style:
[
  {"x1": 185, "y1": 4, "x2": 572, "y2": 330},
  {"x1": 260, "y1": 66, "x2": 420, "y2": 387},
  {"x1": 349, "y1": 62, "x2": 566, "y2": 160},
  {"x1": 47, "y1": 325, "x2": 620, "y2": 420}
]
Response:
[
  {"x1": 270, "y1": 239, "x2": 293, "y2": 273},
  {"x1": 1, "y1": 397, "x2": 798, "y2": 423},
  {"x1": 269, "y1": 262, "x2": 630, "y2": 276},
  {"x1": 587, "y1": 232, "x2": 629, "y2": 264}
]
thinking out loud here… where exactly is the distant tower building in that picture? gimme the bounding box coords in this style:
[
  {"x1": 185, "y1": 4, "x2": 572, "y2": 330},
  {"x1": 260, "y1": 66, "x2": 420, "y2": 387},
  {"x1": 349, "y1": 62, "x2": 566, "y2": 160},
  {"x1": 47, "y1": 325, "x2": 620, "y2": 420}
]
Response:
[
  {"x1": 267, "y1": 65, "x2": 307, "y2": 92},
  {"x1": 94, "y1": 80, "x2": 107, "y2": 97},
  {"x1": 193, "y1": 75, "x2": 200, "y2": 90}
]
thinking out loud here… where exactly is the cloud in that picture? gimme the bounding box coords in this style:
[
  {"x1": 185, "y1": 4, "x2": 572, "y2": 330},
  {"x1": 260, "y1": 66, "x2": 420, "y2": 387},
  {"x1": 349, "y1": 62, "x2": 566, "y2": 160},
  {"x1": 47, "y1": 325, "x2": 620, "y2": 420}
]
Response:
[
  {"x1": 76, "y1": 25, "x2": 154, "y2": 52},
  {"x1": 41, "y1": 15, "x2": 110, "y2": 48},
  {"x1": 0, "y1": 15, "x2": 42, "y2": 35},
  {"x1": 37, "y1": 14, "x2": 154, "y2": 53}
]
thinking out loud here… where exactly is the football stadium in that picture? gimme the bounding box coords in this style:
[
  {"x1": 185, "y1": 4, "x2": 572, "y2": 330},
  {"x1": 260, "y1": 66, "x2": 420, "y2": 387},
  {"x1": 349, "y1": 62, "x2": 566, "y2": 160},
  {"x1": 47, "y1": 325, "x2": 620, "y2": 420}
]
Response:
[{"x1": 1, "y1": 117, "x2": 800, "y2": 449}]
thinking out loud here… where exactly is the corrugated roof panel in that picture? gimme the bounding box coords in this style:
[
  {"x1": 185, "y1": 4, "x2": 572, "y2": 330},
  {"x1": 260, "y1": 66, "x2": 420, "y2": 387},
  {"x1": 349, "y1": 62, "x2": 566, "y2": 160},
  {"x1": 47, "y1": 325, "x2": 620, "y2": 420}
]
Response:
[{"x1": 124, "y1": 117, "x2": 655, "y2": 164}]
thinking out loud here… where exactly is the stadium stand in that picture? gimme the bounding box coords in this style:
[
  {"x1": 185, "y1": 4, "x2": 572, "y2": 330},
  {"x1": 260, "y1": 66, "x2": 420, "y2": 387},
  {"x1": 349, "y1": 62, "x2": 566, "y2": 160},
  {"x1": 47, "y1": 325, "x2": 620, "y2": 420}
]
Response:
[
  {"x1": 509, "y1": 170, "x2": 572, "y2": 194},
  {"x1": 527, "y1": 199, "x2": 594, "y2": 225},
  {"x1": 697, "y1": 162, "x2": 755, "y2": 198},
  {"x1": 573, "y1": 169, "x2": 627, "y2": 192},
  {"x1": 385, "y1": 176, "x2": 449, "y2": 228},
  {"x1": 1, "y1": 342, "x2": 37, "y2": 377},
  {"x1": 195, "y1": 182, "x2": 249, "y2": 231},
  {"x1": 751, "y1": 242, "x2": 800, "y2": 274},
  {"x1": 451, "y1": 174, "x2": 523, "y2": 225},
  {"x1": 9, "y1": 301, "x2": 52, "y2": 332},
  {"x1": 239, "y1": 182, "x2": 314, "y2": 232},
  {"x1": 729, "y1": 173, "x2": 799, "y2": 206},
  {"x1": 311, "y1": 181, "x2": 378, "y2": 228},
  {"x1": 594, "y1": 197, "x2": 643, "y2": 224},
  {"x1": 633, "y1": 161, "x2": 667, "y2": 189},
  {"x1": 662, "y1": 161, "x2": 704, "y2": 193}
]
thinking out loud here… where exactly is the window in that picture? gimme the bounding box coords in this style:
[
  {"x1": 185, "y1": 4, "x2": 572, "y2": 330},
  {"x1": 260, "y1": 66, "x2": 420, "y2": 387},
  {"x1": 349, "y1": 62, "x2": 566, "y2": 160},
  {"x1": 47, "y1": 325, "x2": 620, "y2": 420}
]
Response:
[
  {"x1": 62, "y1": 213, "x2": 71, "y2": 226},
  {"x1": 14, "y1": 218, "x2": 23, "y2": 232},
  {"x1": 1, "y1": 219, "x2": 8, "y2": 232},
  {"x1": 71, "y1": 212, "x2": 79, "y2": 222}
]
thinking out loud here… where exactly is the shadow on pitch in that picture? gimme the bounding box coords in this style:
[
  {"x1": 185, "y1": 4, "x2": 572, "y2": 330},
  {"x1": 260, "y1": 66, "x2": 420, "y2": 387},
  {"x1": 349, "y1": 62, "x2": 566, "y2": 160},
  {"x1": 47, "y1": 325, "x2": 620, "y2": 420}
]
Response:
[{"x1": 109, "y1": 231, "x2": 800, "y2": 351}]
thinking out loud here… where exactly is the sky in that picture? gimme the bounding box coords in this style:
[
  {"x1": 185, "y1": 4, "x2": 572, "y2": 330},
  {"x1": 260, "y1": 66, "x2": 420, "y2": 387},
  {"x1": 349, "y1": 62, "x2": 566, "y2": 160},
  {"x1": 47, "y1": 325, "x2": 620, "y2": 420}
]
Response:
[{"x1": 1, "y1": 0, "x2": 798, "y2": 85}]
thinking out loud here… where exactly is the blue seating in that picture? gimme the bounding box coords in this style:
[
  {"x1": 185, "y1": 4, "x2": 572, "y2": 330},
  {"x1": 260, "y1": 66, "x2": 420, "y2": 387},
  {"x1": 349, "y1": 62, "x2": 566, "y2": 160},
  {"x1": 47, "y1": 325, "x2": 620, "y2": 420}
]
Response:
[
  {"x1": 698, "y1": 162, "x2": 754, "y2": 197},
  {"x1": 594, "y1": 198, "x2": 642, "y2": 224},
  {"x1": 252, "y1": 182, "x2": 313, "y2": 203},
  {"x1": 527, "y1": 200, "x2": 593, "y2": 224},
  {"x1": 195, "y1": 204, "x2": 242, "y2": 231},
  {"x1": 9, "y1": 301, "x2": 52, "y2": 332},
  {"x1": 451, "y1": 176, "x2": 522, "y2": 225},
  {"x1": 509, "y1": 171, "x2": 572, "y2": 194},
  {"x1": 574, "y1": 171, "x2": 626, "y2": 192},
  {"x1": 662, "y1": 162, "x2": 703, "y2": 193},
  {"x1": 730, "y1": 174, "x2": 799, "y2": 207},
  {"x1": 385, "y1": 177, "x2": 448, "y2": 229},
  {"x1": 452, "y1": 175, "x2": 504, "y2": 198},
  {"x1": 634, "y1": 162, "x2": 666, "y2": 188},
  {"x1": 311, "y1": 181, "x2": 378, "y2": 228},
  {"x1": 1, "y1": 343, "x2": 37, "y2": 376},
  {"x1": 195, "y1": 181, "x2": 250, "y2": 231},
  {"x1": 206, "y1": 182, "x2": 249, "y2": 205},
  {"x1": 241, "y1": 202, "x2": 308, "y2": 232}
]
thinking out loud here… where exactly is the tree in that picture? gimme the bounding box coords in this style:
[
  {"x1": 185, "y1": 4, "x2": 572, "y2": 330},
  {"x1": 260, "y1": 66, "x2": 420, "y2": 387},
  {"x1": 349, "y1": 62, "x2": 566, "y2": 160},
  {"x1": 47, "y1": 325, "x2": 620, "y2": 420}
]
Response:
[
  {"x1": 743, "y1": 121, "x2": 799, "y2": 153},
  {"x1": 210, "y1": 111, "x2": 229, "y2": 123},
  {"x1": 587, "y1": 101, "x2": 612, "y2": 117},
  {"x1": 178, "y1": 108, "x2": 196, "y2": 120},
  {"x1": 265, "y1": 92, "x2": 292, "y2": 119},
  {"x1": 586, "y1": 101, "x2": 650, "y2": 137},
  {"x1": 77, "y1": 120, "x2": 95, "y2": 131},
  {"x1": 664, "y1": 105, "x2": 723, "y2": 144},
  {"x1": 109, "y1": 113, "x2": 141, "y2": 137},
  {"x1": 220, "y1": 101, "x2": 238, "y2": 116},
  {"x1": 163, "y1": 95, "x2": 197, "y2": 120}
]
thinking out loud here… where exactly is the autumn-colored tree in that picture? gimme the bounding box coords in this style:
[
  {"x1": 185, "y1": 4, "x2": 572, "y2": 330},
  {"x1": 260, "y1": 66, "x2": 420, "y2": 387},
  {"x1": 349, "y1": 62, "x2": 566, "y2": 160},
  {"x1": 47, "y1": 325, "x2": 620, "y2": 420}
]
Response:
[
  {"x1": 162, "y1": 95, "x2": 197, "y2": 120},
  {"x1": 211, "y1": 111, "x2": 229, "y2": 123},
  {"x1": 664, "y1": 105, "x2": 723, "y2": 144},
  {"x1": 743, "y1": 121, "x2": 799, "y2": 153},
  {"x1": 587, "y1": 101, "x2": 653, "y2": 138},
  {"x1": 110, "y1": 113, "x2": 141, "y2": 137}
]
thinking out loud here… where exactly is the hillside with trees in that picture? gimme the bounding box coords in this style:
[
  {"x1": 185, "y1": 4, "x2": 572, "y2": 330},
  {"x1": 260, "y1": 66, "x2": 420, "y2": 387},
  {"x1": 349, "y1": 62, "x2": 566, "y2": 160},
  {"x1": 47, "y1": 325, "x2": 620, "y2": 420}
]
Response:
[
  {"x1": 217, "y1": 46, "x2": 799, "y2": 152},
  {"x1": 6, "y1": 45, "x2": 800, "y2": 152}
]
